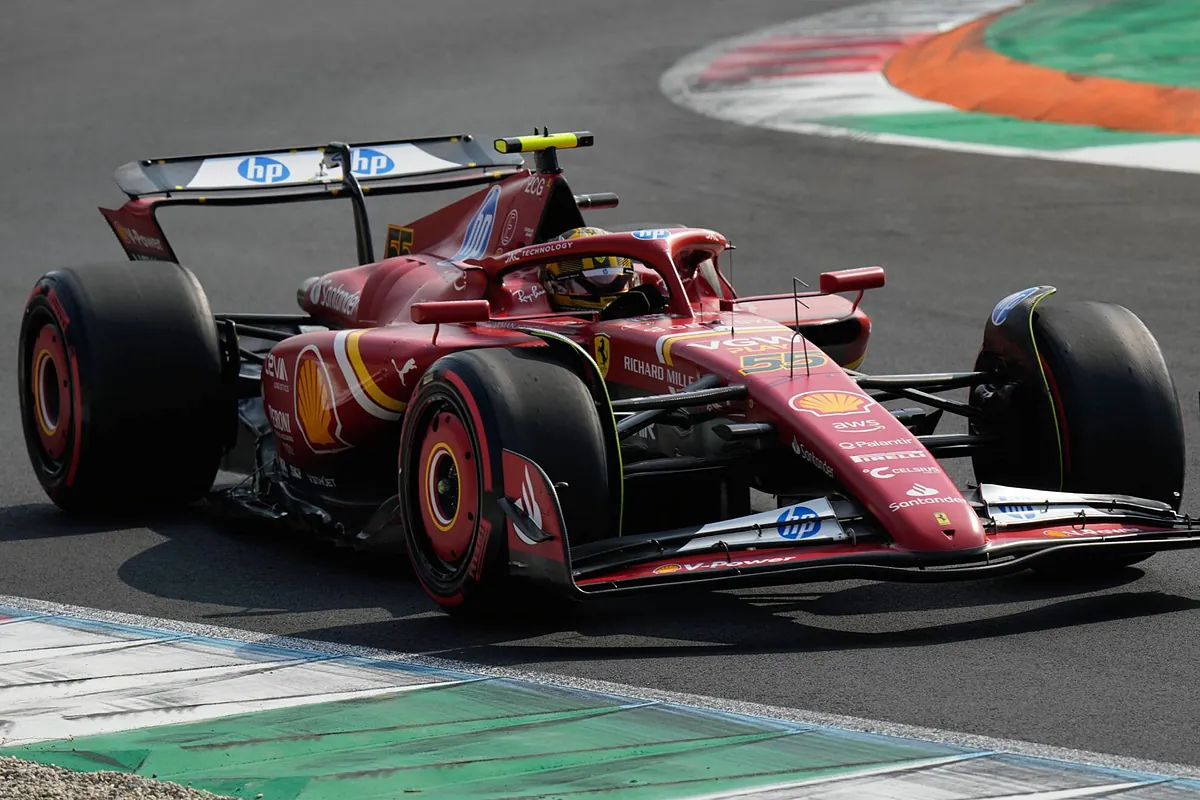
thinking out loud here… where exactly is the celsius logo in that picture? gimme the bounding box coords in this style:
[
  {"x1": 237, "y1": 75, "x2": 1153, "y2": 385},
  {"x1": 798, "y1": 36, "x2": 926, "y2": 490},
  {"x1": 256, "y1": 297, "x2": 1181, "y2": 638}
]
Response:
[
  {"x1": 238, "y1": 156, "x2": 290, "y2": 184},
  {"x1": 864, "y1": 466, "x2": 940, "y2": 479},
  {"x1": 351, "y1": 148, "x2": 394, "y2": 176},
  {"x1": 451, "y1": 185, "x2": 501, "y2": 262}
]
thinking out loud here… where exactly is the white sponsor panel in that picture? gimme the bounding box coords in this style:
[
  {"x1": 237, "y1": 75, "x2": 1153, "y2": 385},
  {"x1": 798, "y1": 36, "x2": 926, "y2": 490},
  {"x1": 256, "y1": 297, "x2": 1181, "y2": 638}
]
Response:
[
  {"x1": 849, "y1": 449, "x2": 927, "y2": 463},
  {"x1": 677, "y1": 497, "x2": 846, "y2": 552},
  {"x1": 185, "y1": 144, "x2": 460, "y2": 190},
  {"x1": 977, "y1": 483, "x2": 1174, "y2": 528}
]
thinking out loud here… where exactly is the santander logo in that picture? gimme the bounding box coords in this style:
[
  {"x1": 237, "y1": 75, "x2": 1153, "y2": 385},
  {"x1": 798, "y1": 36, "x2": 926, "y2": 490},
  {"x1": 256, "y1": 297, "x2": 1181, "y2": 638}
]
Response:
[{"x1": 906, "y1": 484, "x2": 938, "y2": 497}]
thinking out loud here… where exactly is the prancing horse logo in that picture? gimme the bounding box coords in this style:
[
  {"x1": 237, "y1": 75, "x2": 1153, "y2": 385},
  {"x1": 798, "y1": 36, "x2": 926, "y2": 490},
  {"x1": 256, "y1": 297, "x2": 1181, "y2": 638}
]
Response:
[{"x1": 594, "y1": 334, "x2": 611, "y2": 378}]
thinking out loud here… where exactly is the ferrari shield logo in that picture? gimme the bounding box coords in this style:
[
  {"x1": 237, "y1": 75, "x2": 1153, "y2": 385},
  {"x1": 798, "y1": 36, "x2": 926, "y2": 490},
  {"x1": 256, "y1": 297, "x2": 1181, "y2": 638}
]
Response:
[
  {"x1": 594, "y1": 334, "x2": 611, "y2": 379},
  {"x1": 934, "y1": 512, "x2": 951, "y2": 527}
]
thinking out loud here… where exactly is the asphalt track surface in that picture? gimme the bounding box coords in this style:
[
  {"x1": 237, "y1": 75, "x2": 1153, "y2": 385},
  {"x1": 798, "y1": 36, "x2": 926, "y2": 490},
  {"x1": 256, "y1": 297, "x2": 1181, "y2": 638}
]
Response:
[{"x1": 5, "y1": 0, "x2": 1200, "y2": 769}]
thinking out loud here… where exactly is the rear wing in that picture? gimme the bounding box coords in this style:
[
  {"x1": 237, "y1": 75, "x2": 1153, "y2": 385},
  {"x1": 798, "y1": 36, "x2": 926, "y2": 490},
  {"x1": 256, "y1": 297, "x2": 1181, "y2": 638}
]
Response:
[
  {"x1": 113, "y1": 134, "x2": 523, "y2": 202},
  {"x1": 100, "y1": 134, "x2": 527, "y2": 264}
]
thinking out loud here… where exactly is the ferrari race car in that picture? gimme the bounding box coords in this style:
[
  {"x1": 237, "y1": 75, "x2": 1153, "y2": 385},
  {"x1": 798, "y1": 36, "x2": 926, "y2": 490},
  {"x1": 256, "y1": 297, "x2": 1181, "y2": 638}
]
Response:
[{"x1": 18, "y1": 129, "x2": 1200, "y2": 617}]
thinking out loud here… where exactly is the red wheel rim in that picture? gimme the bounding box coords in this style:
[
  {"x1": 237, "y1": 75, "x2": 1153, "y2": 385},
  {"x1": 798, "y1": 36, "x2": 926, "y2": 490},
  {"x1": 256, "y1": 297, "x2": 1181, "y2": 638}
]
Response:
[
  {"x1": 416, "y1": 409, "x2": 479, "y2": 565},
  {"x1": 29, "y1": 323, "x2": 71, "y2": 462}
]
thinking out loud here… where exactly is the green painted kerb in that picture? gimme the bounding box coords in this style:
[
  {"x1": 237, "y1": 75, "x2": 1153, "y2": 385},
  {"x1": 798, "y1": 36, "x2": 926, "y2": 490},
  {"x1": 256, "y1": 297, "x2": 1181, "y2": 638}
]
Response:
[
  {"x1": 1, "y1": 679, "x2": 962, "y2": 799},
  {"x1": 818, "y1": 111, "x2": 1189, "y2": 150},
  {"x1": 986, "y1": 0, "x2": 1200, "y2": 89}
]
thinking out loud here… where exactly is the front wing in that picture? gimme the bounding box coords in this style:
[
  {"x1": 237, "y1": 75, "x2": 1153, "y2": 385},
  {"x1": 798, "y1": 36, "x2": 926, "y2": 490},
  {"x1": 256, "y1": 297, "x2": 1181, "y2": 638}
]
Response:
[{"x1": 498, "y1": 450, "x2": 1200, "y2": 598}]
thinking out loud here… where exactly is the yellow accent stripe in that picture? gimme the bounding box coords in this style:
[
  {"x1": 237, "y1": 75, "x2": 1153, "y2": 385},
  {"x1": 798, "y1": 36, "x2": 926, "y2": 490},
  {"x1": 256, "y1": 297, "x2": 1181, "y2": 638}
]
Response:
[
  {"x1": 843, "y1": 349, "x2": 867, "y2": 371},
  {"x1": 518, "y1": 327, "x2": 623, "y2": 538},
  {"x1": 1026, "y1": 290, "x2": 1063, "y2": 489},
  {"x1": 345, "y1": 330, "x2": 406, "y2": 413},
  {"x1": 658, "y1": 326, "x2": 783, "y2": 367},
  {"x1": 425, "y1": 444, "x2": 460, "y2": 533}
]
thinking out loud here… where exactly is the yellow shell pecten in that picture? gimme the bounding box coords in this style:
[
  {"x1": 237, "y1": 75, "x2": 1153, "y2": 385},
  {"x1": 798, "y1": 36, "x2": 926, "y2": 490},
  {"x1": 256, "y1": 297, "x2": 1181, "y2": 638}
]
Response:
[
  {"x1": 297, "y1": 357, "x2": 336, "y2": 445},
  {"x1": 797, "y1": 392, "x2": 865, "y2": 414}
]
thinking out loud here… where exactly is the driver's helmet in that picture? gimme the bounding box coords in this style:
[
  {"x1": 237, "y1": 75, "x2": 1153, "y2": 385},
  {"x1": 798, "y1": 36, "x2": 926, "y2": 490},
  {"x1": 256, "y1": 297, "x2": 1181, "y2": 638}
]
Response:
[{"x1": 540, "y1": 227, "x2": 636, "y2": 310}]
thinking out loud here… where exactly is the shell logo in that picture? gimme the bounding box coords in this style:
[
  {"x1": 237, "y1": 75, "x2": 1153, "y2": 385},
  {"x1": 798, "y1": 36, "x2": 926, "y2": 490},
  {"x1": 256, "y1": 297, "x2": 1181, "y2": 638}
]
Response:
[
  {"x1": 294, "y1": 346, "x2": 350, "y2": 453},
  {"x1": 789, "y1": 390, "x2": 876, "y2": 417},
  {"x1": 652, "y1": 564, "x2": 682, "y2": 575}
]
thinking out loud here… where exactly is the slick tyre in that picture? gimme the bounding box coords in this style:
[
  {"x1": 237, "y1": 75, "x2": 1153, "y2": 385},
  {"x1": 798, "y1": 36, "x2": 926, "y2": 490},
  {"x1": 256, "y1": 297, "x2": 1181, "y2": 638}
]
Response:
[
  {"x1": 971, "y1": 300, "x2": 1184, "y2": 575},
  {"x1": 398, "y1": 347, "x2": 613, "y2": 620},
  {"x1": 19, "y1": 262, "x2": 228, "y2": 514}
]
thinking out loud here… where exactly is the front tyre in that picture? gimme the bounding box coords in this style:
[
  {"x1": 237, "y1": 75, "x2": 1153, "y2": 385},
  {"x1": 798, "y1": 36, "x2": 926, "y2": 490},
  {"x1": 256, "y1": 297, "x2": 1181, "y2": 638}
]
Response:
[
  {"x1": 971, "y1": 300, "x2": 1184, "y2": 574},
  {"x1": 398, "y1": 347, "x2": 615, "y2": 619}
]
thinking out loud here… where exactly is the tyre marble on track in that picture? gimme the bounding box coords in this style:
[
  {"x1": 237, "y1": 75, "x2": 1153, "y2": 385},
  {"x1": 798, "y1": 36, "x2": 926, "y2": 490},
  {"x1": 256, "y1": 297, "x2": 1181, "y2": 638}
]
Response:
[{"x1": 3, "y1": 0, "x2": 1200, "y2": 768}]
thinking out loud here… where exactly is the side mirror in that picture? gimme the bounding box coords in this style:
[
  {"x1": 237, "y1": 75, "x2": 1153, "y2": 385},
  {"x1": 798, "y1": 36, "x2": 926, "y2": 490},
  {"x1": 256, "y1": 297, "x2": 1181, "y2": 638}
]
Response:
[
  {"x1": 819, "y1": 266, "x2": 886, "y2": 295},
  {"x1": 411, "y1": 300, "x2": 491, "y2": 325}
]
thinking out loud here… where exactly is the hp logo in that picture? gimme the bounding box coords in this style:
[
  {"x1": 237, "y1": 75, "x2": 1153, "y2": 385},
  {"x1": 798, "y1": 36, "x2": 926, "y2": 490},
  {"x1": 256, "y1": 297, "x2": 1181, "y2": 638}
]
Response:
[
  {"x1": 238, "y1": 156, "x2": 290, "y2": 184},
  {"x1": 351, "y1": 148, "x2": 395, "y2": 176},
  {"x1": 776, "y1": 506, "x2": 822, "y2": 540},
  {"x1": 997, "y1": 503, "x2": 1038, "y2": 520}
]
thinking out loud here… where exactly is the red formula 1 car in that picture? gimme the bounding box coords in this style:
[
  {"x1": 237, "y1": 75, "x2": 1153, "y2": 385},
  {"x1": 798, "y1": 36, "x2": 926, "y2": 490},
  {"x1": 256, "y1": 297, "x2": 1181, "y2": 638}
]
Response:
[{"x1": 18, "y1": 130, "x2": 1200, "y2": 616}]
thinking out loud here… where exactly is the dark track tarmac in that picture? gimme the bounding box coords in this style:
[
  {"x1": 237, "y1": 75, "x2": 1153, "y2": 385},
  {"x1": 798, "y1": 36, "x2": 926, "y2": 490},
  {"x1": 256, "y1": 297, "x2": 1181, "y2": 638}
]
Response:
[{"x1": 4, "y1": 0, "x2": 1200, "y2": 766}]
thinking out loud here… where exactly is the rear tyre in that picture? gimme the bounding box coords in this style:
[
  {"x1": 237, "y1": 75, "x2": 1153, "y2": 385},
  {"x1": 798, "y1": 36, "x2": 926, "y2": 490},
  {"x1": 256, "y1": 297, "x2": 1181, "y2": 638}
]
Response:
[
  {"x1": 971, "y1": 300, "x2": 1184, "y2": 575},
  {"x1": 398, "y1": 347, "x2": 614, "y2": 619},
  {"x1": 18, "y1": 262, "x2": 228, "y2": 514}
]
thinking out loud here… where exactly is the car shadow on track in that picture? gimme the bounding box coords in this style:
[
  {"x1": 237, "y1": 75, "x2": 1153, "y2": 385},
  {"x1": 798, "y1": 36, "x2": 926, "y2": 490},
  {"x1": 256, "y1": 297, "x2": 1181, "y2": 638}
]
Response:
[
  {"x1": 286, "y1": 574, "x2": 1200, "y2": 666},
  {"x1": 8, "y1": 501, "x2": 1196, "y2": 664}
]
